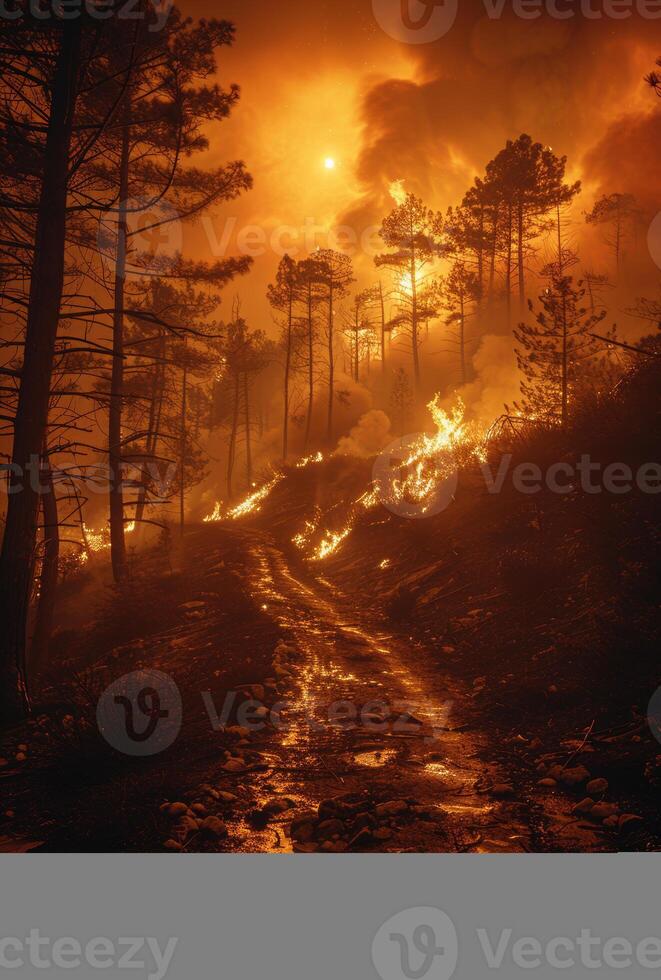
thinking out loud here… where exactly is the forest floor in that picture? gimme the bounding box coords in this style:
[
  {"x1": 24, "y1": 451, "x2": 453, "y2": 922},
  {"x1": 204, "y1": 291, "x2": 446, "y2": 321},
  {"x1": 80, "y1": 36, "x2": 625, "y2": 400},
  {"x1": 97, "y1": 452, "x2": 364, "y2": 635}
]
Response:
[
  {"x1": 1, "y1": 363, "x2": 659, "y2": 853},
  {"x1": 0, "y1": 503, "x2": 657, "y2": 854}
]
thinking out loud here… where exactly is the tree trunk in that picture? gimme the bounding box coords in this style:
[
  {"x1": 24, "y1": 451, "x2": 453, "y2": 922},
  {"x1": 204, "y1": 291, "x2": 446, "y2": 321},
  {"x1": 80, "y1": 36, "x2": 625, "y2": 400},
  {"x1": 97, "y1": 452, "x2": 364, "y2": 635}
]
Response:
[
  {"x1": 379, "y1": 281, "x2": 386, "y2": 375},
  {"x1": 283, "y1": 291, "x2": 292, "y2": 461},
  {"x1": 109, "y1": 103, "x2": 131, "y2": 582},
  {"x1": 326, "y1": 283, "x2": 335, "y2": 444},
  {"x1": 304, "y1": 284, "x2": 314, "y2": 449},
  {"x1": 134, "y1": 330, "x2": 165, "y2": 530},
  {"x1": 0, "y1": 22, "x2": 81, "y2": 724},
  {"x1": 505, "y1": 204, "x2": 513, "y2": 325},
  {"x1": 459, "y1": 293, "x2": 467, "y2": 386},
  {"x1": 488, "y1": 209, "x2": 499, "y2": 301},
  {"x1": 410, "y1": 249, "x2": 421, "y2": 390},
  {"x1": 179, "y1": 357, "x2": 188, "y2": 537},
  {"x1": 244, "y1": 372, "x2": 252, "y2": 485},
  {"x1": 30, "y1": 456, "x2": 59, "y2": 677},
  {"x1": 226, "y1": 374, "x2": 240, "y2": 501},
  {"x1": 517, "y1": 202, "x2": 525, "y2": 307}
]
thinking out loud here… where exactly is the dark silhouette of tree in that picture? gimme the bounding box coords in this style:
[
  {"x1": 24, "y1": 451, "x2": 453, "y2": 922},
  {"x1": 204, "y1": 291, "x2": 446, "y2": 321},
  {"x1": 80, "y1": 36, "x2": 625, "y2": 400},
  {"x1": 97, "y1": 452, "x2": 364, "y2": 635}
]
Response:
[
  {"x1": 645, "y1": 56, "x2": 661, "y2": 97},
  {"x1": 389, "y1": 367, "x2": 413, "y2": 434},
  {"x1": 376, "y1": 193, "x2": 444, "y2": 391},
  {"x1": 584, "y1": 193, "x2": 638, "y2": 279},
  {"x1": 485, "y1": 135, "x2": 580, "y2": 315},
  {"x1": 296, "y1": 256, "x2": 324, "y2": 449},
  {"x1": 0, "y1": 9, "x2": 118, "y2": 720},
  {"x1": 442, "y1": 261, "x2": 481, "y2": 386},
  {"x1": 512, "y1": 276, "x2": 605, "y2": 427},
  {"x1": 97, "y1": 14, "x2": 252, "y2": 582},
  {"x1": 267, "y1": 255, "x2": 301, "y2": 461},
  {"x1": 315, "y1": 249, "x2": 354, "y2": 443}
]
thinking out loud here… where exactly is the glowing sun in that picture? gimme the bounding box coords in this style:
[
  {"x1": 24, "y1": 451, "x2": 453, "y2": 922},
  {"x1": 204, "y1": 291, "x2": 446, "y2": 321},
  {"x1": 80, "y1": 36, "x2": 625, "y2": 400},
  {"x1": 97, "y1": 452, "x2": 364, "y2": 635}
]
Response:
[{"x1": 324, "y1": 157, "x2": 336, "y2": 170}]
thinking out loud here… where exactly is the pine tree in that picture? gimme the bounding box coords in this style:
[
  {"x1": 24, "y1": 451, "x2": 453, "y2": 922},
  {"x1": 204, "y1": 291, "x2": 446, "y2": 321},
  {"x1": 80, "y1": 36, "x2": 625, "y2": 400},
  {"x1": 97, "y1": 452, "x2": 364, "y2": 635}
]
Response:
[
  {"x1": 375, "y1": 193, "x2": 444, "y2": 391},
  {"x1": 584, "y1": 193, "x2": 638, "y2": 278},
  {"x1": 315, "y1": 249, "x2": 354, "y2": 444},
  {"x1": 443, "y1": 261, "x2": 481, "y2": 386},
  {"x1": 267, "y1": 255, "x2": 301, "y2": 461},
  {"x1": 389, "y1": 368, "x2": 414, "y2": 434},
  {"x1": 512, "y1": 275, "x2": 605, "y2": 426},
  {"x1": 485, "y1": 135, "x2": 580, "y2": 314}
]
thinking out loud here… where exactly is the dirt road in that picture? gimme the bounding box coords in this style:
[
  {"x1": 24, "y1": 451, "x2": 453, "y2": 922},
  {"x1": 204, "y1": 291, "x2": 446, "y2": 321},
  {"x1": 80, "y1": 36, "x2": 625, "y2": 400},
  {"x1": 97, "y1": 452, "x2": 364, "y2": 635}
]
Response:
[{"x1": 205, "y1": 526, "x2": 603, "y2": 853}]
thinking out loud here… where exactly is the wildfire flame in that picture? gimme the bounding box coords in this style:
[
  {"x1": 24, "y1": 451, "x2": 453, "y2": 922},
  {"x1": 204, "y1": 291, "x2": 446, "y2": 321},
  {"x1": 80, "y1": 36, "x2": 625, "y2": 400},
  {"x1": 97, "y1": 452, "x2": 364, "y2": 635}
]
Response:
[
  {"x1": 296, "y1": 451, "x2": 324, "y2": 468},
  {"x1": 78, "y1": 520, "x2": 136, "y2": 563},
  {"x1": 306, "y1": 397, "x2": 486, "y2": 561},
  {"x1": 204, "y1": 476, "x2": 283, "y2": 524}
]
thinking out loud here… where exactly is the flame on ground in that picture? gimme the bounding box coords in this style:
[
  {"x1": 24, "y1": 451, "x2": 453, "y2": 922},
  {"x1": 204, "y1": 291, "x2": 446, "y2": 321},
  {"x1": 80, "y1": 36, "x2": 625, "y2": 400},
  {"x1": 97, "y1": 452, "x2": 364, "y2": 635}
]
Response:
[
  {"x1": 301, "y1": 397, "x2": 487, "y2": 561},
  {"x1": 204, "y1": 476, "x2": 283, "y2": 524},
  {"x1": 296, "y1": 451, "x2": 324, "y2": 468}
]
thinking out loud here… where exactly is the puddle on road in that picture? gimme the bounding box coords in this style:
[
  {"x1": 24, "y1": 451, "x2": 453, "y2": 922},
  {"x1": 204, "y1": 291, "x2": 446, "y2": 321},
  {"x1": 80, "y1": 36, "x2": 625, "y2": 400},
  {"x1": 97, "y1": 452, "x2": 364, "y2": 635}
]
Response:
[{"x1": 353, "y1": 748, "x2": 398, "y2": 768}]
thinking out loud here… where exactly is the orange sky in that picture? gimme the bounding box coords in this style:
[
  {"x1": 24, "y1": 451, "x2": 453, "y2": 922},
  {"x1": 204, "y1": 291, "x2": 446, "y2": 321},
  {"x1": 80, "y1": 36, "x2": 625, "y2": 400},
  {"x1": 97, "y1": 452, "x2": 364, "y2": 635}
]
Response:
[{"x1": 180, "y1": 0, "x2": 661, "y2": 326}]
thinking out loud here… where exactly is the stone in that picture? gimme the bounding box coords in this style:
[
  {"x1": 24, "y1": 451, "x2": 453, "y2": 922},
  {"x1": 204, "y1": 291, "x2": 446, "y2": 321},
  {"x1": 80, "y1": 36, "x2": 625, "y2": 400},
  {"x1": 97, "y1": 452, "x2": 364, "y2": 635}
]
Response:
[
  {"x1": 373, "y1": 827, "x2": 393, "y2": 841},
  {"x1": 586, "y1": 778, "x2": 609, "y2": 795},
  {"x1": 222, "y1": 759, "x2": 245, "y2": 772},
  {"x1": 374, "y1": 800, "x2": 408, "y2": 819},
  {"x1": 163, "y1": 839, "x2": 182, "y2": 851},
  {"x1": 538, "y1": 778, "x2": 557, "y2": 788},
  {"x1": 491, "y1": 784, "x2": 515, "y2": 798},
  {"x1": 572, "y1": 798, "x2": 595, "y2": 815},
  {"x1": 165, "y1": 802, "x2": 189, "y2": 818},
  {"x1": 559, "y1": 766, "x2": 590, "y2": 787},
  {"x1": 217, "y1": 791, "x2": 239, "y2": 804},
  {"x1": 590, "y1": 803, "x2": 619, "y2": 820},
  {"x1": 619, "y1": 814, "x2": 643, "y2": 831},
  {"x1": 200, "y1": 816, "x2": 227, "y2": 838},
  {"x1": 291, "y1": 811, "x2": 318, "y2": 840},
  {"x1": 263, "y1": 798, "x2": 295, "y2": 815},
  {"x1": 315, "y1": 819, "x2": 346, "y2": 841}
]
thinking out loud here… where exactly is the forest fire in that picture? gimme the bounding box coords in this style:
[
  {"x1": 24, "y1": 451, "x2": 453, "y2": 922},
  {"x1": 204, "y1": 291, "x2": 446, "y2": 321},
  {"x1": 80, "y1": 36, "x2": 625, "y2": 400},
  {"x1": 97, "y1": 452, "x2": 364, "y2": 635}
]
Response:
[
  {"x1": 0, "y1": 0, "x2": 659, "y2": 869},
  {"x1": 204, "y1": 476, "x2": 284, "y2": 524}
]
